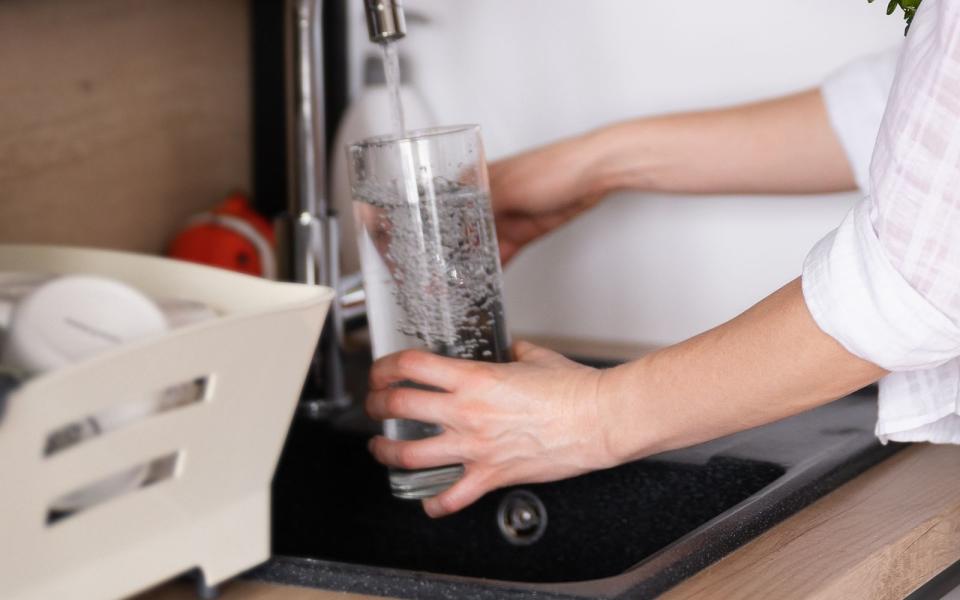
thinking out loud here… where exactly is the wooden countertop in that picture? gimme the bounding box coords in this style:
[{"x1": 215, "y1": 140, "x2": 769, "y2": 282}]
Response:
[
  {"x1": 139, "y1": 337, "x2": 960, "y2": 599},
  {"x1": 662, "y1": 443, "x2": 960, "y2": 600}
]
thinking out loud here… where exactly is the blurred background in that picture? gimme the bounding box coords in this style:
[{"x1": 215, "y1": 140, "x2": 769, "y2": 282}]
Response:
[{"x1": 0, "y1": 0, "x2": 904, "y2": 346}]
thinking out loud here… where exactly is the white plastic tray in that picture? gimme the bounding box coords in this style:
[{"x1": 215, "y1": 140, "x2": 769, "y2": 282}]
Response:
[{"x1": 0, "y1": 245, "x2": 333, "y2": 600}]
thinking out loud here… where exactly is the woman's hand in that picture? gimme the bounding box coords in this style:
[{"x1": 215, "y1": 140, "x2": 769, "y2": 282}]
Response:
[
  {"x1": 488, "y1": 89, "x2": 858, "y2": 265},
  {"x1": 365, "y1": 341, "x2": 620, "y2": 518},
  {"x1": 489, "y1": 133, "x2": 609, "y2": 264}
]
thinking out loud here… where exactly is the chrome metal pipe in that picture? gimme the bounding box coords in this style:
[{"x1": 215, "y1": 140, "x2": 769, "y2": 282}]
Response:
[
  {"x1": 285, "y1": 0, "x2": 327, "y2": 287},
  {"x1": 283, "y1": 0, "x2": 350, "y2": 417}
]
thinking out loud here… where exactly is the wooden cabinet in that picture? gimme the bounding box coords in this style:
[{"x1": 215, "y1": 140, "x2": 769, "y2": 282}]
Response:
[{"x1": 0, "y1": 0, "x2": 251, "y2": 253}]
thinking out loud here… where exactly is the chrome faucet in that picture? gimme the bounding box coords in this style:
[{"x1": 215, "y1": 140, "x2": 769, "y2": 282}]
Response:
[
  {"x1": 363, "y1": 0, "x2": 407, "y2": 43},
  {"x1": 281, "y1": 0, "x2": 407, "y2": 418}
]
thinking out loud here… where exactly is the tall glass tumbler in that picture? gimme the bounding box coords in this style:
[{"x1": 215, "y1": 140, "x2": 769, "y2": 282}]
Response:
[{"x1": 347, "y1": 125, "x2": 511, "y2": 499}]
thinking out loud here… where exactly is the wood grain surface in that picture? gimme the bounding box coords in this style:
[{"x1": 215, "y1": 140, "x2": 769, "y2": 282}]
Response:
[
  {"x1": 0, "y1": 0, "x2": 250, "y2": 253},
  {"x1": 518, "y1": 333, "x2": 660, "y2": 361},
  {"x1": 662, "y1": 444, "x2": 960, "y2": 600}
]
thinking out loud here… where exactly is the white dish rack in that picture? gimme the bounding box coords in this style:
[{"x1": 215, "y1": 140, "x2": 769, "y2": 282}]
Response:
[{"x1": 0, "y1": 245, "x2": 334, "y2": 600}]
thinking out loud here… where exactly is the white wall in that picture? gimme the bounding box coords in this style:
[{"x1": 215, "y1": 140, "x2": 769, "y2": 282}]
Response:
[{"x1": 345, "y1": 0, "x2": 904, "y2": 346}]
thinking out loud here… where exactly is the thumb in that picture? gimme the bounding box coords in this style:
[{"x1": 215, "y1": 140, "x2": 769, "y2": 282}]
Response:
[
  {"x1": 512, "y1": 340, "x2": 570, "y2": 367},
  {"x1": 422, "y1": 468, "x2": 495, "y2": 518}
]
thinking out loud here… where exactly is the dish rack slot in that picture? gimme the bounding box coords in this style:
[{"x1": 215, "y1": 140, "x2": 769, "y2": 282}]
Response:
[{"x1": 47, "y1": 451, "x2": 182, "y2": 525}]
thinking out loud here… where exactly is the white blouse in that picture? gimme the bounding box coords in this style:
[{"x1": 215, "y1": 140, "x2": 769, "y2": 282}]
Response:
[{"x1": 805, "y1": 0, "x2": 960, "y2": 443}]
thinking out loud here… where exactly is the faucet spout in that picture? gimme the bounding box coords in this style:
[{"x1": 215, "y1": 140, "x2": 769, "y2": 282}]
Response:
[{"x1": 363, "y1": 0, "x2": 406, "y2": 43}]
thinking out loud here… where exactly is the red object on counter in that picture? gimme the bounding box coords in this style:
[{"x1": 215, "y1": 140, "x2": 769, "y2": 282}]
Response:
[{"x1": 167, "y1": 193, "x2": 277, "y2": 278}]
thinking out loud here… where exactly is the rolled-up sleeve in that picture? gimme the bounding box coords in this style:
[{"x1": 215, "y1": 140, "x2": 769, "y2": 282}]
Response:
[
  {"x1": 803, "y1": 201, "x2": 960, "y2": 370},
  {"x1": 803, "y1": 0, "x2": 960, "y2": 442}
]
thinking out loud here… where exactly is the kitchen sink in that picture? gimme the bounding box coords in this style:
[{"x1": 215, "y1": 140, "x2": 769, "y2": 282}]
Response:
[{"x1": 252, "y1": 353, "x2": 903, "y2": 599}]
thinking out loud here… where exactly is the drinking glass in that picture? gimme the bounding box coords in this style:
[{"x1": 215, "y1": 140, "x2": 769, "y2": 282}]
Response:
[{"x1": 347, "y1": 125, "x2": 510, "y2": 499}]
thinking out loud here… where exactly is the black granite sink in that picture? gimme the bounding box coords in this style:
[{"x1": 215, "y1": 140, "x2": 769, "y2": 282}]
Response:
[
  {"x1": 271, "y1": 421, "x2": 783, "y2": 583},
  {"x1": 253, "y1": 355, "x2": 903, "y2": 599}
]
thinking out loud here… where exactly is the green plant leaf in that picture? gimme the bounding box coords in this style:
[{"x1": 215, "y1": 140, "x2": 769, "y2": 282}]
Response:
[{"x1": 869, "y1": 0, "x2": 922, "y2": 35}]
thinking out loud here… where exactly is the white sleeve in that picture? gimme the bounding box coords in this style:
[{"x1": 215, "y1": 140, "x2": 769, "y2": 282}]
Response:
[
  {"x1": 803, "y1": 0, "x2": 960, "y2": 372},
  {"x1": 821, "y1": 47, "x2": 900, "y2": 193}
]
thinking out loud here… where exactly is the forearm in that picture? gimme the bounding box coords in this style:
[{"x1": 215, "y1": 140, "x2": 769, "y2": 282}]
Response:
[
  {"x1": 583, "y1": 90, "x2": 857, "y2": 197},
  {"x1": 600, "y1": 278, "x2": 886, "y2": 462}
]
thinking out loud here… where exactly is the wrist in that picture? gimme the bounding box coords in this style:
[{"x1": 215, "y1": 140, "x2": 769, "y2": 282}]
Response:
[
  {"x1": 594, "y1": 358, "x2": 663, "y2": 466},
  {"x1": 576, "y1": 127, "x2": 621, "y2": 198},
  {"x1": 581, "y1": 120, "x2": 660, "y2": 196}
]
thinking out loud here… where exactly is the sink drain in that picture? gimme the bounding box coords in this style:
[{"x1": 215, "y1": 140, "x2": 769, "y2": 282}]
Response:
[{"x1": 497, "y1": 490, "x2": 547, "y2": 546}]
